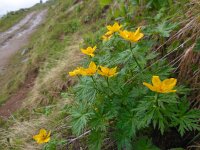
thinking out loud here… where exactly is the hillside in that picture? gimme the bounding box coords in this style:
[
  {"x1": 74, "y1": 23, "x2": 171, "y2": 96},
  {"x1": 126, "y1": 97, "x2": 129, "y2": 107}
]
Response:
[{"x1": 0, "y1": 0, "x2": 199, "y2": 150}]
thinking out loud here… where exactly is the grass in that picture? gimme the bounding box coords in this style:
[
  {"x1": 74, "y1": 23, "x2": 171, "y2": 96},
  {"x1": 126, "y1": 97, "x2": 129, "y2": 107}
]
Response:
[
  {"x1": 0, "y1": 9, "x2": 29, "y2": 32},
  {"x1": 0, "y1": 0, "x2": 199, "y2": 149}
]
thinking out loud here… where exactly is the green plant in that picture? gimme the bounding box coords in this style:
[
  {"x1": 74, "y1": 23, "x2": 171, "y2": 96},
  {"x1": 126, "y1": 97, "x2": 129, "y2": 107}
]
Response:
[
  {"x1": 133, "y1": 137, "x2": 160, "y2": 150},
  {"x1": 67, "y1": 21, "x2": 200, "y2": 149},
  {"x1": 43, "y1": 138, "x2": 66, "y2": 150}
]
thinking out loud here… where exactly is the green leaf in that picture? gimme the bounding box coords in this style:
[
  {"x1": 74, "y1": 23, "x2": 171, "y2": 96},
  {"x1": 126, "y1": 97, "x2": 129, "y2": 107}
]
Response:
[
  {"x1": 156, "y1": 22, "x2": 178, "y2": 37},
  {"x1": 89, "y1": 130, "x2": 104, "y2": 150},
  {"x1": 99, "y1": 0, "x2": 112, "y2": 8},
  {"x1": 70, "y1": 101, "x2": 93, "y2": 135},
  {"x1": 133, "y1": 137, "x2": 160, "y2": 150},
  {"x1": 193, "y1": 38, "x2": 200, "y2": 52}
]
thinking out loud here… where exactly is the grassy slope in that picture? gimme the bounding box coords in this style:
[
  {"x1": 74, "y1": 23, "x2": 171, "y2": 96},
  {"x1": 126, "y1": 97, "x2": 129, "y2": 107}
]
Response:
[
  {"x1": 0, "y1": 0, "x2": 109, "y2": 149},
  {"x1": 0, "y1": 0, "x2": 199, "y2": 149}
]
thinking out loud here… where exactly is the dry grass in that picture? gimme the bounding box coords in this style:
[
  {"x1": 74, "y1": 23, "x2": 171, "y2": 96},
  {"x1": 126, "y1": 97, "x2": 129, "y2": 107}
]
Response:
[
  {"x1": 174, "y1": 1, "x2": 200, "y2": 108},
  {"x1": 24, "y1": 34, "x2": 83, "y2": 108},
  {"x1": 178, "y1": 44, "x2": 200, "y2": 108}
]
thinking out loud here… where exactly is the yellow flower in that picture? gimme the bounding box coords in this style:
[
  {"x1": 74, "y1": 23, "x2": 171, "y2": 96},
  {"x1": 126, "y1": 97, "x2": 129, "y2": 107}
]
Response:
[
  {"x1": 106, "y1": 22, "x2": 122, "y2": 34},
  {"x1": 119, "y1": 30, "x2": 131, "y2": 41},
  {"x1": 98, "y1": 66, "x2": 117, "y2": 77},
  {"x1": 102, "y1": 33, "x2": 113, "y2": 41},
  {"x1": 33, "y1": 129, "x2": 51, "y2": 144},
  {"x1": 83, "y1": 61, "x2": 97, "y2": 76},
  {"x1": 143, "y1": 76, "x2": 177, "y2": 93},
  {"x1": 69, "y1": 62, "x2": 97, "y2": 76},
  {"x1": 119, "y1": 27, "x2": 144, "y2": 42},
  {"x1": 81, "y1": 46, "x2": 97, "y2": 57},
  {"x1": 69, "y1": 67, "x2": 85, "y2": 76}
]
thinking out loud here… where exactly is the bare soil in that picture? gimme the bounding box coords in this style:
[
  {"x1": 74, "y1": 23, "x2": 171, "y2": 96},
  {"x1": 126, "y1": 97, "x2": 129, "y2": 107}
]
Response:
[
  {"x1": 0, "y1": 70, "x2": 38, "y2": 119},
  {"x1": 0, "y1": 10, "x2": 47, "y2": 119}
]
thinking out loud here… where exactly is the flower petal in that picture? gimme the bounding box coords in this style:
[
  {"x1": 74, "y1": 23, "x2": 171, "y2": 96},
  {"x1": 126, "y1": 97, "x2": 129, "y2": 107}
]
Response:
[
  {"x1": 89, "y1": 62, "x2": 97, "y2": 70},
  {"x1": 39, "y1": 129, "x2": 47, "y2": 136},
  {"x1": 143, "y1": 82, "x2": 157, "y2": 92},
  {"x1": 162, "y1": 78, "x2": 177, "y2": 90},
  {"x1": 43, "y1": 137, "x2": 50, "y2": 143},
  {"x1": 152, "y1": 76, "x2": 161, "y2": 88}
]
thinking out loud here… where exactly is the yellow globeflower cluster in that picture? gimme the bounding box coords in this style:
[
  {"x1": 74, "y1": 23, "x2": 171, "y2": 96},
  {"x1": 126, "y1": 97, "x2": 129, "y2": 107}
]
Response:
[
  {"x1": 81, "y1": 46, "x2": 97, "y2": 57},
  {"x1": 102, "y1": 22, "x2": 144, "y2": 42},
  {"x1": 143, "y1": 76, "x2": 177, "y2": 93},
  {"x1": 69, "y1": 62, "x2": 117, "y2": 77},
  {"x1": 33, "y1": 129, "x2": 51, "y2": 144}
]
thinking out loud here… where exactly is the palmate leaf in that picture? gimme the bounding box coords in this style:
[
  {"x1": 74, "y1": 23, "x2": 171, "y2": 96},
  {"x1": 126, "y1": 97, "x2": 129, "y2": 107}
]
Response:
[
  {"x1": 134, "y1": 96, "x2": 170, "y2": 134},
  {"x1": 89, "y1": 130, "x2": 105, "y2": 150},
  {"x1": 70, "y1": 101, "x2": 94, "y2": 135},
  {"x1": 133, "y1": 136, "x2": 160, "y2": 150},
  {"x1": 114, "y1": 110, "x2": 138, "y2": 150},
  {"x1": 170, "y1": 100, "x2": 200, "y2": 136},
  {"x1": 74, "y1": 77, "x2": 97, "y2": 102},
  {"x1": 89, "y1": 113, "x2": 109, "y2": 132},
  {"x1": 156, "y1": 21, "x2": 178, "y2": 37}
]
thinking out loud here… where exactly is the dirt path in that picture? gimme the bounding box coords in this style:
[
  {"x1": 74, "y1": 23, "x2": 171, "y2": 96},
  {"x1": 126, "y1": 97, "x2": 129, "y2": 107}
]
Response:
[
  {"x1": 0, "y1": 10, "x2": 47, "y2": 119},
  {"x1": 0, "y1": 10, "x2": 47, "y2": 74}
]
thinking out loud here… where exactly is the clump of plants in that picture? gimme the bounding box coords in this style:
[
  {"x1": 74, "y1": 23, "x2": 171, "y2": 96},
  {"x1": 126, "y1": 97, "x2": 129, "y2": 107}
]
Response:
[{"x1": 67, "y1": 22, "x2": 200, "y2": 149}]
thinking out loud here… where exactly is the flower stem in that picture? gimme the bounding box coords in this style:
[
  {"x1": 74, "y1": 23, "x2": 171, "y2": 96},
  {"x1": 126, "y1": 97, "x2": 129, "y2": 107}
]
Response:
[
  {"x1": 91, "y1": 76, "x2": 113, "y2": 100},
  {"x1": 154, "y1": 93, "x2": 159, "y2": 106},
  {"x1": 129, "y1": 42, "x2": 142, "y2": 71},
  {"x1": 106, "y1": 77, "x2": 120, "y2": 96}
]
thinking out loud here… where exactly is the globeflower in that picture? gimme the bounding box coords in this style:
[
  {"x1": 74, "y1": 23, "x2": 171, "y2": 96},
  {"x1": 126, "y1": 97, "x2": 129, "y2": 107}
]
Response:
[
  {"x1": 98, "y1": 66, "x2": 117, "y2": 77},
  {"x1": 81, "y1": 46, "x2": 97, "y2": 57},
  {"x1": 83, "y1": 61, "x2": 97, "y2": 76},
  {"x1": 102, "y1": 33, "x2": 113, "y2": 41},
  {"x1": 33, "y1": 129, "x2": 51, "y2": 144},
  {"x1": 106, "y1": 22, "x2": 122, "y2": 35},
  {"x1": 119, "y1": 27, "x2": 144, "y2": 42},
  {"x1": 69, "y1": 67, "x2": 85, "y2": 76},
  {"x1": 143, "y1": 76, "x2": 177, "y2": 93}
]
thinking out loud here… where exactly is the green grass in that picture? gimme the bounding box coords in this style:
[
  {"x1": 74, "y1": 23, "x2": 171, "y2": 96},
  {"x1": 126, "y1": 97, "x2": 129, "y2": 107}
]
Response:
[{"x1": 0, "y1": 10, "x2": 29, "y2": 32}]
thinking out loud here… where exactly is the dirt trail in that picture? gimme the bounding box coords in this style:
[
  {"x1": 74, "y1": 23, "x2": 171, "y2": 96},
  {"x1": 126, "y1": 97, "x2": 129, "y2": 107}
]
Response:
[
  {"x1": 0, "y1": 10, "x2": 47, "y2": 119},
  {"x1": 0, "y1": 10, "x2": 47, "y2": 74}
]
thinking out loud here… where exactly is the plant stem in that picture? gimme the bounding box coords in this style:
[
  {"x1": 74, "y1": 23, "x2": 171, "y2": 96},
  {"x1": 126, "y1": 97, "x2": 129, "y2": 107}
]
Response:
[
  {"x1": 91, "y1": 76, "x2": 113, "y2": 100},
  {"x1": 91, "y1": 76, "x2": 97, "y2": 88},
  {"x1": 129, "y1": 42, "x2": 142, "y2": 71},
  {"x1": 154, "y1": 93, "x2": 159, "y2": 106},
  {"x1": 106, "y1": 77, "x2": 120, "y2": 96}
]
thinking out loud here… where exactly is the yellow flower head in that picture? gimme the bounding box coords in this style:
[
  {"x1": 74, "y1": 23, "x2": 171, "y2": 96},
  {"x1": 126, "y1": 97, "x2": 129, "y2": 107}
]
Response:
[
  {"x1": 119, "y1": 27, "x2": 144, "y2": 43},
  {"x1": 106, "y1": 22, "x2": 122, "y2": 34},
  {"x1": 119, "y1": 30, "x2": 131, "y2": 41},
  {"x1": 69, "y1": 67, "x2": 85, "y2": 76},
  {"x1": 69, "y1": 62, "x2": 97, "y2": 76},
  {"x1": 84, "y1": 61, "x2": 97, "y2": 76},
  {"x1": 143, "y1": 76, "x2": 177, "y2": 93},
  {"x1": 33, "y1": 129, "x2": 51, "y2": 144},
  {"x1": 98, "y1": 66, "x2": 117, "y2": 77},
  {"x1": 81, "y1": 46, "x2": 97, "y2": 57},
  {"x1": 102, "y1": 32, "x2": 113, "y2": 41}
]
